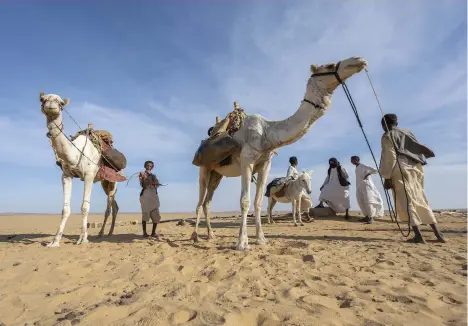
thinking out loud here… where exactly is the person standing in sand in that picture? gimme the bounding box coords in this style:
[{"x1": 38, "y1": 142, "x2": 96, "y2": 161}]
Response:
[
  {"x1": 316, "y1": 158, "x2": 351, "y2": 220},
  {"x1": 139, "y1": 160, "x2": 162, "y2": 238},
  {"x1": 351, "y1": 155, "x2": 384, "y2": 224},
  {"x1": 379, "y1": 113, "x2": 445, "y2": 244}
]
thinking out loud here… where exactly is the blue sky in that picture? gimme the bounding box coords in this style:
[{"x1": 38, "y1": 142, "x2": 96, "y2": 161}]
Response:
[{"x1": 0, "y1": 0, "x2": 466, "y2": 214}]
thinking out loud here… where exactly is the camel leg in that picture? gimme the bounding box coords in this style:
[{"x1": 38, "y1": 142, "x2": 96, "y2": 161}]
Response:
[
  {"x1": 107, "y1": 182, "x2": 118, "y2": 236},
  {"x1": 253, "y1": 160, "x2": 270, "y2": 245},
  {"x1": 236, "y1": 155, "x2": 255, "y2": 251},
  {"x1": 203, "y1": 171, "x2": 223, "y2": 241},
  {"x1": 47, "y1": 174, "x2": 73, "y2": 248},
  {"x1": 76, "y1": 175, "x2": 94, "y2": 245},
  {"x1": 267, "y1": 197, "x2": 277, "y2": 224},
  {"x1": 98, "y1": 181, "x2": 111, "y2": 237},
  {"x1": 192, "y1": 167, "x2": 210, "y2": 243},
  {"x1": 109, "y1": 196, "x2": 119, "y2": 236}
]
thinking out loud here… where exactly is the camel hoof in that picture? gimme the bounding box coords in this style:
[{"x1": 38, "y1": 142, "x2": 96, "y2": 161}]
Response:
[
  {"x1": 46, "y1": 242, "x2": 60, "y2": 248},
  {"x1": 256, "y1": 239, "x2": 268, "y2": 246},
  {"x1": 294, "y1": 223, "x2": 298, "y2": 227},
  {"x1": 235, "y1": 244, "x2": 250, "y2": 251},
  {"x1": 76, "y1": 238, "x2": 89, "y2": 245},
  {"x1": 207, "y1": 233, "x2": 216, "y2": 241},
  {"x1": 191, "y1": 232, "x2": 199, "y2": 243},
  {"x1": 97, "y1": 232, "x2": 104, "y2": 238}
]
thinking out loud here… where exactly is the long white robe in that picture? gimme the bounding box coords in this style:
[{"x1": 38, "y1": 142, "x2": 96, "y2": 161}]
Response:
[
  {"x1": 355, "y1": 163, "x2": 384, "y2": 218},
  {"x1": 380, "y1": 135, "x2": 437, "y2": 226},
  {"x1": 319, "y1": 167, "x2": 350, "y2": 213}
]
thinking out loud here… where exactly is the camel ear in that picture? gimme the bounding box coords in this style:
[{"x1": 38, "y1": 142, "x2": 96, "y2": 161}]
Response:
[
  {"x1": 216, "y1": 116, "x2": 220, "y2": 123},
  {"x1": 39, "y1": 92, "x2": 45, "y2": 102},
  {"x1": 308, "y1": 170, "x2": 315, "y2": 175},
  {"x1": 62, "y1": 98, "x2": 69, "y2": 106},
  {"x1": 310, "y1": 64, "x2": 319, "y2": 74}
]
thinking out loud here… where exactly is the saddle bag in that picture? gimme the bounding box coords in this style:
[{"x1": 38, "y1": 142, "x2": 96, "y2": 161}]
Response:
[
  {"x1": 102, "y1": 147, "x2": 127, "y2": 171},
  {"x1": 192, "y1": 131, "x2": 240, "y2": 167}
]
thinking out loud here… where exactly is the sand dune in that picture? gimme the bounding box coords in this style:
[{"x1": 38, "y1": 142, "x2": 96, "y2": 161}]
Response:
[{"x1": 0, "y1": 211, "x2": 466, "y2": 326}]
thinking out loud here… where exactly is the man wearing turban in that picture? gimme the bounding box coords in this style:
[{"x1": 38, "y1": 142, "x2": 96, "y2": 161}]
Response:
[
  {"x1": 316, "y1": 158, "x2": 351, "y2": 219},
  {"x1": 379, "y1": 113, "x2": 445, "y2": 244}
]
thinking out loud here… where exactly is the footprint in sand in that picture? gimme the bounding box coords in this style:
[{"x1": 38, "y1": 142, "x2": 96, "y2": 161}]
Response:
[
  {"x1": 438, "y1": 294, "x2": 464, "y2": 305},
  {"x1": 170, "y1": 310, "x2": 197, "y2": 324}
]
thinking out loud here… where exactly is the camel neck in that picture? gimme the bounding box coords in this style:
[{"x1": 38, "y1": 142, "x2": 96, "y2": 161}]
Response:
[
  {"x1": 266, "y1": 80, "x2": 332, "y2": 149},
  {"x1": 47, "y1": 114, "x2": 73, "y2": 163}
]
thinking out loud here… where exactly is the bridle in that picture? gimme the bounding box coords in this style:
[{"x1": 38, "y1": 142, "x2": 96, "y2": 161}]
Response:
[
  {"x1": 310, "y1": 60, "x2": 343, "y2": 83},
  {"x1": 42, "y1": 99, "x2": 65, "y2": 138},
  {"x1": 302, "y1": 61, "x2": 342, "y2": 110}
]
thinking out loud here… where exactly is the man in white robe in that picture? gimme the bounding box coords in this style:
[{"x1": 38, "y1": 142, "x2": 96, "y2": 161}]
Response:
[
  {"x1": 316, "y1": 158, "x2": 351, "y2": 219},
  {"x1": 351, "y1": 156, "x2": 384, "y2": 224}
]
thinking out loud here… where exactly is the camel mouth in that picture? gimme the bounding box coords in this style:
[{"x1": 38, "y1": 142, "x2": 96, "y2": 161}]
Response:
[
  {"x1": 349, "y1": 62, "x2": 367, "y2": 70},
  {"x1": 43, "y1": 108, "x2": 61, "y2": 119}
]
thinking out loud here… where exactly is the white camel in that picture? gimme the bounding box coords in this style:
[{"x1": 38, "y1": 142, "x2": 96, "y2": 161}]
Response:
[
  {"x1": 193, "y1": 56, "x2": 367, "y2": 251},
  {"x1": 40, "y1": 92, "x2": 120, "y2": 247},
  {"x1": 267, "y1": 171, "x2": 313, "y2": 226}
]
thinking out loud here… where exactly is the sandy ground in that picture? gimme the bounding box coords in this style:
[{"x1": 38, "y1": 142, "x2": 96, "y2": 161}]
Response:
[{"x1": 0, "y1": 211, "x2": 466, "y2": 326}]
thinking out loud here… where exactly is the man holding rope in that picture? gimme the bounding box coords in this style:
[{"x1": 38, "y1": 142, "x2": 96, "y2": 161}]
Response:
[
  {"x1": 139, "y1": 160, "x2": 163, "y2": 238},
  {"x1": 379, "y1": 114, "x2": 446, "y2": 244}
]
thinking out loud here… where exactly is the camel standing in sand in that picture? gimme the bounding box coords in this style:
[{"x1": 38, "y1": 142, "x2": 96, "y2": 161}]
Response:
[
  {"x1": 267, "y1": 171, "x2": 313, "y2": 226},
  {"x1": 192, "y1": 56, "x2": 368, "y2": 250},
  {"x1": 40, "y1": 93, "x2": 120, "y2": 247}
]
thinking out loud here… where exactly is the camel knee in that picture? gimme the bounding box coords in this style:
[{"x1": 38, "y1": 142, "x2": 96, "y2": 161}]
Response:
[
  {"x1": 202, "y1": 201, "x2": 211, "y2": 213},
  {"x1": 81, "y1": 202, "x2": 90, "y2": 215},
  {"x1": 240, "y1": 196, "x2": 250, "y2": 212},
  {"x1": 62, "y1": 205, "x2": 71, "y2": 218},
  {"x1": 113, "y1": 200, "x2": 119, "y2": 212}
]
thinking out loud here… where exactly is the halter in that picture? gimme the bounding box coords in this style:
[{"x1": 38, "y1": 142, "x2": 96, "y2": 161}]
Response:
[
  {"x1": 42, "y1": 100, "x2": 65, "y2": 138},
  {"x1": 310, "y1": 61, "x2": 343, "y2": 84},
  {"x1": 302, "y1": 61, "x2": 342, "y2": 110}
]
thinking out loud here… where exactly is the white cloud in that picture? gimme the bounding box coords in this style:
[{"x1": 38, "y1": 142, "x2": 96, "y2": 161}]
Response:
[
  {"x1": 0, "y1": 0, "x2": 465, "y2": 213},
  {"x1": 0, "y1": 101, "x2": 197, "y2": 168}
]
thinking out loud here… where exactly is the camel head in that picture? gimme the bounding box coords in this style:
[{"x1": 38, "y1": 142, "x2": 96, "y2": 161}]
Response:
[
  {"x1": 40, "y1": 92, "x2": 69, "y2": 119},
  {"x1": 309, "y1": 56, "x2": 368, "y2": 92},
  {"x1": 299, "y1": 170, "x2": 314, "y2": 195}
]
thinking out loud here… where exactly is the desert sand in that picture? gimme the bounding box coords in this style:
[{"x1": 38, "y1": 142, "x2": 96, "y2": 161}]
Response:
[{"x1": 0, "y1": 211, "x2": 466, "y2": 326}]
